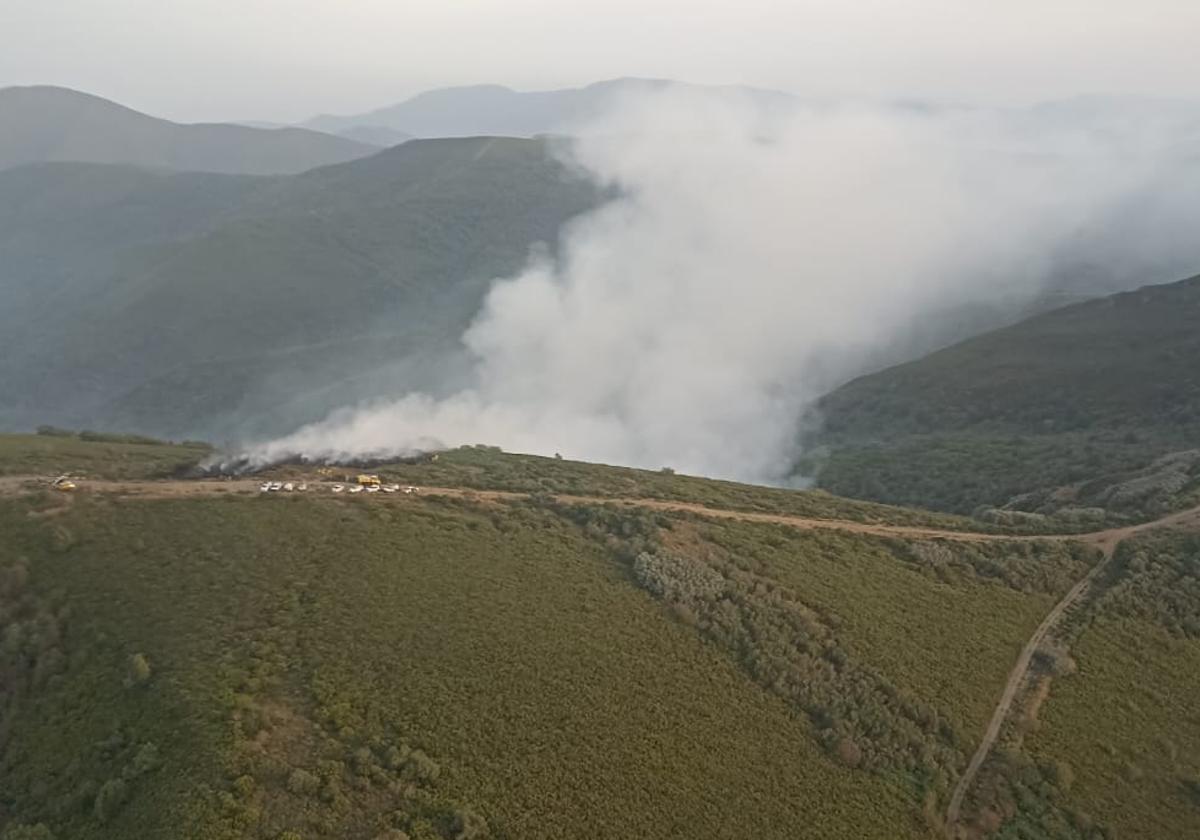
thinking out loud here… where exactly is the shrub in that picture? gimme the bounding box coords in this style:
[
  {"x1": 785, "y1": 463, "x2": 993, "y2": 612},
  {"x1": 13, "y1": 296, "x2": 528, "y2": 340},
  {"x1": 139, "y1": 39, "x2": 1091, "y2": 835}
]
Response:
[
  {"x1": 94, "y1": 778, "x2": 129, "y2": 823},
  {"x1": 35, "y1": 425, "x2": 75, "y2": 437},
  {"x1": 400, "y1": 749, "x2": 440, "y2": 783},
  {"x1": 286, "y1": 768, "x2": 321, "y2": 797},
  {"x1": 835, "y1": 738, "x2": 864, "y2": 768},
  {"x1": 125, "y1": 742, "x2": 161, "y2": 779},
  {"x1": 452, "y1": 808, "x2": 490, "y2": 839},
  {"x1": 127, "y1": 653, "x2": 152, "y2": 686}
]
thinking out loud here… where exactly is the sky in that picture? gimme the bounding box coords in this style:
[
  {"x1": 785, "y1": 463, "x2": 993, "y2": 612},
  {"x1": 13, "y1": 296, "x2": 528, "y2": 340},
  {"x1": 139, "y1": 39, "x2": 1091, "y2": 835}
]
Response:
[{"x1": 4, "y1": 0, "x2": 1200, "y2": 123}]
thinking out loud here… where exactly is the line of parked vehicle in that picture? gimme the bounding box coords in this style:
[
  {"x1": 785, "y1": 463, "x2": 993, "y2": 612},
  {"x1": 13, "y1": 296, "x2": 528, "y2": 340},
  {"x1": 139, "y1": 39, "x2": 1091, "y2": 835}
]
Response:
[{"x1": 258, "y1": 481, "x2": 419, "y2": 495}]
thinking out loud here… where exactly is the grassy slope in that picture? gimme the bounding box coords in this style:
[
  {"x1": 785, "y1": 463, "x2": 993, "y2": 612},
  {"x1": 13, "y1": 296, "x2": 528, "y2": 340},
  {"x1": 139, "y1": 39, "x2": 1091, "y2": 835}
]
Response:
[
  {"x1": 0, "y1": 494, "x2": 925, "y2": 840},
  {"x1": 0, "y1": 433, "x2": 208, "y2": 479},
  {"x1": 686, "y1": 521, "x2": 1080, "y2": 744},
  {"x1": 368, "y1": 446, "x2": 993, "y2": 530},
  {"x1": 1023, "y1": 534, "x2": 1200, "y2": 839},
  {"x1": 0, "y1": 433, "x2": 1100, "y2": 839},
  {"x1": 812, "y1": 274, "x2": 1200, "y2": 519}
]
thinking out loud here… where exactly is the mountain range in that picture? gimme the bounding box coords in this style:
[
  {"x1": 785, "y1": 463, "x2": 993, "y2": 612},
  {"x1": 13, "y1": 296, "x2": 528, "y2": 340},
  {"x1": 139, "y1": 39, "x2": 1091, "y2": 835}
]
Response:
[{"x1": 0, "y1": 85, "x2": 378, "y2": 175}]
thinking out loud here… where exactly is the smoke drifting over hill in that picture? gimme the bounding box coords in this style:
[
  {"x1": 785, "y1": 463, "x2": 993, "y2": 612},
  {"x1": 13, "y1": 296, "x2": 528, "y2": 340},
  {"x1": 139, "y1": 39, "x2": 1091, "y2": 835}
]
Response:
[{"x1": 249, "y1": 87, "x2": 1186, "y2": 481}]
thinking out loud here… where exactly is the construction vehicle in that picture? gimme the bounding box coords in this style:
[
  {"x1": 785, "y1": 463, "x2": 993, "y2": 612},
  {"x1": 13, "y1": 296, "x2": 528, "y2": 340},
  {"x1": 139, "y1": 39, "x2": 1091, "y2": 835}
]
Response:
[
  {"x1": 356, "y1": 474, "x2": 381, "y2": 487},
  {"x1": 52, "y1": 475, "x2": 76, "y2": 492}
]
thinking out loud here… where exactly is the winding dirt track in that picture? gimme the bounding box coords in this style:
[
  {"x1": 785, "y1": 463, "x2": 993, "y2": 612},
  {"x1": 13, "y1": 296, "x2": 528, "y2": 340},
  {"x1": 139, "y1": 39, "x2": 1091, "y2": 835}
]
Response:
[
  {"x1": 4, "y1": 473, "x2": 1194, "y2": 548},
  {"x1": 4, "y1": 472, "x2": 1199, "y2": 834}
]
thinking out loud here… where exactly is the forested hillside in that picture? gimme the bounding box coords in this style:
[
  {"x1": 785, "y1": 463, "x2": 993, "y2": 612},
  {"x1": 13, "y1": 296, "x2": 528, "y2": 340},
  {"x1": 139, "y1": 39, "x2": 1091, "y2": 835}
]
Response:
[
  {"x1": 811, "y1": 274, "x2": 1200, "y2": 522},
  {"x1": 0, "y1": 138, "x2": 600, "y2": 441}
]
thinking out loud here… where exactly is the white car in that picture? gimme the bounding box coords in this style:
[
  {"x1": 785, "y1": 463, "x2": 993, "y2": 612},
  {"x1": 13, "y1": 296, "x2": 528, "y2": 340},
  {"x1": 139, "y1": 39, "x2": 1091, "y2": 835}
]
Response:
[
  {"x1": 269, "y1": 482, "x2": 283, "y2": 491},
  {"x1": 283, "y1": 482, "x2": 294, "y2": 492},
  {"x1": 381, "y1": 484, "x2": 398, "y2": 493},
  {"x1": 365, "y1": 484, "x2": 380, "y2": 493},
  {"x1": 331, "y1": 484, "x2": 345, "y2": 493},
  {"x1": 348, "y1": 485, "x2": 363, "y2": 494},
  {"x1": 297, "y1": 482, "x2": 308, "y2": 492},
  {"x1": 259, "y1": 482, "x2": 271, "y2": 492}
]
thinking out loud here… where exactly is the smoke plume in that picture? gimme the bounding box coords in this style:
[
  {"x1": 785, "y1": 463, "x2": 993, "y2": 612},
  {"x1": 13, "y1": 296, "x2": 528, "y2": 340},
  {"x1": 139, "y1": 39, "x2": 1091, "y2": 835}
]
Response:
[{"x1": 247, "y1": 87, "x2": 1176, "y2": 481}]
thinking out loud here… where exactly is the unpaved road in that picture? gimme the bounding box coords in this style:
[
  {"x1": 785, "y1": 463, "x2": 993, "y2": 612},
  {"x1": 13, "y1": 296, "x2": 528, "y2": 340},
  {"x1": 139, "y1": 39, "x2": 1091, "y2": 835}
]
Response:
[
  {"x1": 943, "y1": 503, "x2": 1200, "y2": 837},
  {"x1": 4, "y1": 473, "x2": 1197, "y2": 549},
  {"x1": 5, "y1": 471, "x2": 1200, "y2": 835}
]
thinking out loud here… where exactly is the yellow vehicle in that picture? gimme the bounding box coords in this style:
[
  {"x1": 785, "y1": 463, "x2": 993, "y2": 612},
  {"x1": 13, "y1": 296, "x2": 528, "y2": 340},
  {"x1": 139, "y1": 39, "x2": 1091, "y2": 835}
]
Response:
[{"x1": 356, "y1": 474, "x2": 381, "y2": 487}]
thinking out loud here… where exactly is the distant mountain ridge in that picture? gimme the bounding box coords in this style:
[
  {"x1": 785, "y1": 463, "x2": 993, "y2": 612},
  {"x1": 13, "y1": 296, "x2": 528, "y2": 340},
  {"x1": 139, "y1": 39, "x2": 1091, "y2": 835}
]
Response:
[
  {"x1": 302, "y1": 77, "x2": 799, "y2": 138},
  {"x1": 0, "y1": 85, "x2": 378, "y2": 175}
]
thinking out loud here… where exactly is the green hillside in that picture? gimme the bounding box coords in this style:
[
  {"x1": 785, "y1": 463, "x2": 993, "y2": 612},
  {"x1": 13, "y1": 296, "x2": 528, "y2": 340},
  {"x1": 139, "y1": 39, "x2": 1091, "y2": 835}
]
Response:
[
  {"x1": 0, "y1": 433, "x2": 1116, "y2": 839},
  {"x1": 811, "y1": 274, "x2": 1200, "y2": 522},
  {"x1": 0, "y1": 137, "x2": 599, "y2": 440},
  {"x1": 0, "y1": 86, "x2": 376, "y2": 175}
]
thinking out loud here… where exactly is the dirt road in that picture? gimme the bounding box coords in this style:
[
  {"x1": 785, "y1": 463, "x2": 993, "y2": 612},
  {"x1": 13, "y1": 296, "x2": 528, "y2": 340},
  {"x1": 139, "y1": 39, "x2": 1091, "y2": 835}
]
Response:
[
  {"x1": 5, "y1": 470, "x2": 1199, "y2": 835},
  {"x1": 942, "y1": 502, "x2": 1200, "y2": 837},
  {"x1": 4, "y1": 473, "x2": 1197, "y2": 549}
]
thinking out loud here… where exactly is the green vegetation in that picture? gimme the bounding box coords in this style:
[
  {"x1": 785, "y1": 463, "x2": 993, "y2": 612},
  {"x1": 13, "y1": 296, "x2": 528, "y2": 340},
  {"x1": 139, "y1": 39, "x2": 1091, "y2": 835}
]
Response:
[
  {"x1": 537, "y1": 497, "x2": 1094, "y2": 828},
  {"x1": 1021, "y1": 533, "x2": 1200, "y2": 840},
  {"x1": 960, "y1": 532, "x2": 1200, "y2": 839},
  {"x1": 2, "y1": 488, "x2": 940, "y2": 839},
  {"x1": 0, "y1": 433, "x2": 208, "y2": 479},
  {"x1": 0, "y1": 136, "x2": 599, "y2": 440},
  {"x1": 2, "y1": 432, "x2": 1194, "y2": 838},
  {"x1": 811, "y1": 275, "x2": 1200, "y2": 520},
  {"x1": 375, "y1": 445, "x2": 991, "y2": 530}
]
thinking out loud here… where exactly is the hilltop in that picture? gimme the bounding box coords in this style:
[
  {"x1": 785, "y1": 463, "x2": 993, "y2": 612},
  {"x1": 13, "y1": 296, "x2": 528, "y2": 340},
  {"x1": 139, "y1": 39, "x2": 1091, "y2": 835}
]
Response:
[
  {"x1": 0, "y1": 86, "x2": 376, "y2": 175},
  {"x1": 2, "y1": 432, "x2": 1198, "y2": 839},
  {"x1": 0, "y1": 137, "x2": 600, "y2": 440},
  {"x1": 811, "y1": 274, "x2": 1200, "y2": 522}
]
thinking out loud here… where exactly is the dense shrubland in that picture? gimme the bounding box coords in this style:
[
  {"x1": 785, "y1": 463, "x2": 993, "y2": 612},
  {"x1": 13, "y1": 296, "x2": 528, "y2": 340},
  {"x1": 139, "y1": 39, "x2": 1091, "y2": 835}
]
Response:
[
  {"x1": 0, "y1": 491, "x2": 926, "y2": 839},
  {"x1": 541, "y1": 498, "x2": 1089, "y2": 828},
  {"x1": 967, "y1": 532, "x2": 1200, "y2": 839}
]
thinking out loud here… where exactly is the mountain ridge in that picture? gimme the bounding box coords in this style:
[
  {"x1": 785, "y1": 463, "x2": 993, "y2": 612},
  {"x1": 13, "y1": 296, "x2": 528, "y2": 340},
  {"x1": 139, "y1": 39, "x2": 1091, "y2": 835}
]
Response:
[{"x1": 0, "y1": 85, "x2": 378, "y2": 175}]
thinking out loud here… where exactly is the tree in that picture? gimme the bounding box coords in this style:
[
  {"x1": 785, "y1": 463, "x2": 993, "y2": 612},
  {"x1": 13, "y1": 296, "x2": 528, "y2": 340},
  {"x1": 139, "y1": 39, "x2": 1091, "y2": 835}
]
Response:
[{"x1": 452, "y1": 808, "x2": 489, "y2": 839}]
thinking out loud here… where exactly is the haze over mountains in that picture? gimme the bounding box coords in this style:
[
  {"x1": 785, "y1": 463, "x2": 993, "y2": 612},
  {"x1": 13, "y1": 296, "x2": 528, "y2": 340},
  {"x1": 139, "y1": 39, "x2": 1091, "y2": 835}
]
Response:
[
  {"x1": 0, "y1": 136, "x2": 598, "y2": 440},
  {"x1": 4, "y1": 79, "x2": 1200, "y2": 485},
  {"x1": 0, "y1": 86, "x2": 378, "y2": 175}
]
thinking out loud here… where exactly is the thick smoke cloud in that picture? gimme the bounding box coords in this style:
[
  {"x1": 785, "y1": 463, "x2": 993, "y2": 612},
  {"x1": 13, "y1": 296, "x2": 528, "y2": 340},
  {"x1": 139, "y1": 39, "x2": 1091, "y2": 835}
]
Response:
[{"x1": 247, "y1": 87, "x2": 1172, "y2": 481}]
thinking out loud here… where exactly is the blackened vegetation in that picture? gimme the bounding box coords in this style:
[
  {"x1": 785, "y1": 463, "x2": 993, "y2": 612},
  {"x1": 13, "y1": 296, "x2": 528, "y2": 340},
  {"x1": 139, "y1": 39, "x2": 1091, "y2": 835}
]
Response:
[{"x1": 199, "y1": 450, "x2": 442, "y2": 478}]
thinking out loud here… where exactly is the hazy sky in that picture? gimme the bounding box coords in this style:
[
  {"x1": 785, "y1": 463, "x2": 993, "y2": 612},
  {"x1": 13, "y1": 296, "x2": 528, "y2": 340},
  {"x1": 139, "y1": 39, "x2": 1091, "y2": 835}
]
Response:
[{"x1": 4, "y1": 0, "x2": 1200, "y2": 123}]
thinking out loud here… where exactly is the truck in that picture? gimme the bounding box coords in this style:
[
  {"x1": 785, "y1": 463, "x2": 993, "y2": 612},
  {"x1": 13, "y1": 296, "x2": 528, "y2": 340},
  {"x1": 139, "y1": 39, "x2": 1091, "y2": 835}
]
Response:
[{"x1": 356, "y1": 474, "x2": 381, "y2": 487}]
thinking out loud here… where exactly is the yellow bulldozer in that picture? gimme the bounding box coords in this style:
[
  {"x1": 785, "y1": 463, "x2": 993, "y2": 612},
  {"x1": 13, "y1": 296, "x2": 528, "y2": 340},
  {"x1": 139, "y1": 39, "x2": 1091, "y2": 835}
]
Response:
[{"x1": 356, "y1": 474, "x2": 381, "y2": 487}]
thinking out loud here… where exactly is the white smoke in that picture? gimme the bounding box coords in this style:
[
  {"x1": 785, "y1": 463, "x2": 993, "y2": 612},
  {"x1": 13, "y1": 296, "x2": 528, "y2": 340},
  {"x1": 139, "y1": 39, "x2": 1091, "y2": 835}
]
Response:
[{"x1": 248, "y1": 87, "x2": 1169, "y2": 481}]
